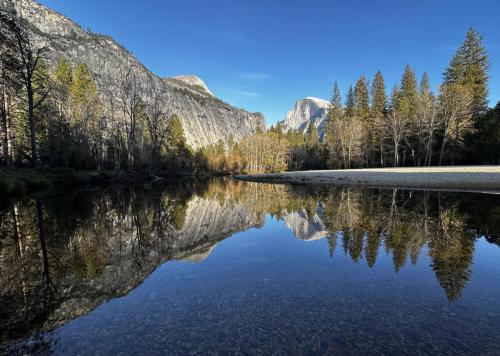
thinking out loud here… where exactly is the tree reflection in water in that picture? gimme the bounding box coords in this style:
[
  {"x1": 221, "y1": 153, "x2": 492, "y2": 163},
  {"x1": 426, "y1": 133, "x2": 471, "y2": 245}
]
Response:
[{"x1": 0, "y1": 178, "x2": 499, "y2": 350}]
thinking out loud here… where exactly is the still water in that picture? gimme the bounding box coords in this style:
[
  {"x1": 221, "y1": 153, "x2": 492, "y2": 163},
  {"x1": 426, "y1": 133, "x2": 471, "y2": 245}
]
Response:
[{"x1": 1, "y1": 178, "x2": 500, "y2": 355}]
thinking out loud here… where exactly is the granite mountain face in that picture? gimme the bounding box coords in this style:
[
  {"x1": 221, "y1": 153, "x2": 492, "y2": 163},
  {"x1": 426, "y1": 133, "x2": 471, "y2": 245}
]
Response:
[
  {"x1": 0, "y1": 0, "x2": 265, "y2": 148},
  {"x1": 279, "y1": 97, "x2": 330, "y2": 140}
]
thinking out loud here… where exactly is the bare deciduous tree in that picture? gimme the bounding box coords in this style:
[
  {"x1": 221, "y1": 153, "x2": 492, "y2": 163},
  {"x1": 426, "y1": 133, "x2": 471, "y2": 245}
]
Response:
[
  {"x1": 0, "y1": 13, "x2": 23, "y2": 165},
  {"x1": 438, "y1": 84, "x2": 473, "y2": 165},
  {"x1": 118, "y1": 66, "x2": 144, "y2": 169},
  {"x1": 1, "y1": 11, "x2": 49, "y2": 166},
  {"x1": 145, "y1": 81, "x2": 170, "y2": 164}
]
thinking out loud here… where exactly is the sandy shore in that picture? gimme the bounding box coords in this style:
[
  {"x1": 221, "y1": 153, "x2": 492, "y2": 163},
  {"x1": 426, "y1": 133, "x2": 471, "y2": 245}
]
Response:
[{"x1": 235, "y1": 166, "x2": 500, "y2": 192}]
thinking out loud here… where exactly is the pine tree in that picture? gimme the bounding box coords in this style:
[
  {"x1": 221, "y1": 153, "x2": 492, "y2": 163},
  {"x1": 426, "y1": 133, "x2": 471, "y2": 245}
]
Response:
[
  {"x1": 71, "y1": 64, "x2": 97, "y2": 104},
  {"x1": 371, "y1": 71, "x2": 387, "y2": 166},
  {"x1": 400, "y1": 64, "x2": 418, "y2": 120},
  {"x1": 471, "y1": 101, "x2": 500, "y2": 164},
  {"x1": 54, "y1": 59, "x2": 73, "y2": 119},
  {"x1": 324, "y1": 82, "x2": 343, "y2": 168},
  {"x1": 371, "y1": 71, "x2": 386, "y2": 119},
  {"x1": 70, "y1": 64, "x2": 99, "y2": 125},
  {"x1": 398, "y1": 64, "x2": 419, "y2": 165},
  {"x1": 444, "y1": 28, "x2": 489, "y2": 117},
  {"x1": 55, "y1": 59, "x2": 73, "y2": 91},
  {"x1": 167, "y1": 114, "x2": 186, "y2": 149},
  {"x1": 345, "y1": 85, "x2": 355, "y2": 117},
  {"x1": 326, "y1": 82, "x2": 342, "y2": 140},
  {"x1": 354, "y1": 75, "x2": 371, "y2": 166},
  {"x1": 304, "y1": 121, "x2": 319, "y2": 169},
  {"x1": 418, "y1": 72, "x2": 437, "y2": 166},
  {"x1": 70, "y1": 64, "x2": 106, "y2": 167},
  {"x1": 166, "y1": 114, "x2": 190, "y2": 170},
  {"x1": 69, "y1": 63, "x2": 101, "y2": 158},
  {"x1": 354, "y1": 75, "x2": 370, "y2": 120},
  {"x1": 305, "y1": 120, "x2": 319, "y2": 146},
  {"x1": 330, "y1": 81, "x2": 342, "y2": 111}
]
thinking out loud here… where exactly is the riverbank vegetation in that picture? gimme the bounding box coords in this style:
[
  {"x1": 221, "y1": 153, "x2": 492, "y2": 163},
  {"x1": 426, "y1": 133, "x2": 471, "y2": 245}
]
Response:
[
  {"x1": 0, "y1": 167, "x2": 110, "y2": 196},
  {"x1": 1, "y1": 12, "x2": 499, "y2": 181},
  {"x1": 201, "y1": 28, "x2": 500, "y2": 173},
  {"x1": 0, "y1": 12, "x2": 204, "y2": 175}
]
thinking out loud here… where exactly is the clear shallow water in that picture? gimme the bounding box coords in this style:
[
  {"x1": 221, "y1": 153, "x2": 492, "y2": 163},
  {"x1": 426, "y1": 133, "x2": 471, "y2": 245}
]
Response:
[{"x1": 1, "y1": 179, "x2": 500, "y2": 355}]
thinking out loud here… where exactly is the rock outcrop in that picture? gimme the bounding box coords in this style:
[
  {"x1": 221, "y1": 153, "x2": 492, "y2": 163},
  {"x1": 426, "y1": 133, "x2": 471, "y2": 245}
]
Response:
[
  {"x1": 279, "y1": 97, "x2": 330, "y2": 140},
  {"x1": 0, "y1": 0, "x2": 265, "y2": 148},
  {"x1": 171, "y1": 75, "x2": 214, "y2": 97}
]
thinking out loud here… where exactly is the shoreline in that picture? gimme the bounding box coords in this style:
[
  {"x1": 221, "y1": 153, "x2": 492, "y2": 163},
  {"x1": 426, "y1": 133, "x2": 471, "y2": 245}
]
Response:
[
  {"x1": 235, "y1": 166, "x2": 500, "y2": 192},
  {"x1": 0, "y1": 167, "x2": 218, "y2": 198}
]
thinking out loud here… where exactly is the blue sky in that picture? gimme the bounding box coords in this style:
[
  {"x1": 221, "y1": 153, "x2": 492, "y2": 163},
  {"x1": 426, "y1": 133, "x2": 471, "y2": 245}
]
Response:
[{"x1": 39, "y1": 0, "x2": 500, "y2": 126}]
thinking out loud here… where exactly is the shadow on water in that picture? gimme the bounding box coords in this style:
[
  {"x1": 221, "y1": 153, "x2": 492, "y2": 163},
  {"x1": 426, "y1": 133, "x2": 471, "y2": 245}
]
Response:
[{"x1": 1, "y1": 178, "x2": 499, "y2": 354}]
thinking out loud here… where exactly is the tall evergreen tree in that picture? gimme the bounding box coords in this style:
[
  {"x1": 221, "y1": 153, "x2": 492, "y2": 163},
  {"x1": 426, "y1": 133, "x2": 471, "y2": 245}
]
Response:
[
  {"x1": 471, "y1": 101, "x2": 500, "y2": 164},
  {"x1": 345, "y1": 85, "x2": 355, "y2": 117},
  {"x1": 167, "y1": 114, "x2": 186, "y2": 149},
  {"x1": 371, "y1": 71, "x2": 387, "y2": 119},
  {"x1": 325, "y1": 82, "x2": 343, "y2": 168},
  {"x1": 55, "y1": 59, "x2": 73, "y2": 91},
  {"x1": 354, "y1": 75, "x2": 370, "y2": 119},
  {"x1": 398, "y1": 64, "x2": 419, "y2": 165},
  {"x1": 305, "y1": 121, "x2": 319, "y2": 146},
  {"x1": 400, "y1": 64, "x2": 418, "y2": 119},
  {"x1": 326, "y1": 82, "x2": 342, "y2": 136},
  {"x1": 444, "y1": 28, "x2": 489, "y2": 117},
  {"x1": 70, "y1": 64, "x2": 98, "y2": 120},
  {"x1": 371, "y1": 71, "x2": 387, "y2": 166},
  {"x1": 418, "y1": 72, "x2": 437, "y2": 166},
  {"x1": 53, "y1": 59, "x2": 73, "y2": 118},
  {"x1": 330, "y1": 81, "x2": 342, "y2": 111},
  {"x1": 354, "y1": 75, "x2": 371, "y2": 166}
]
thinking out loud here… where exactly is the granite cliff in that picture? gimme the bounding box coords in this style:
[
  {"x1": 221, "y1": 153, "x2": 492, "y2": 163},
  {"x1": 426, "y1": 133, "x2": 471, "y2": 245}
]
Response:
[
  {"x1": 0, "y1": 0, "x2": 265, "y2": 148},
  {"x1": 279, "y1": 97, "x2": 330, "y2": 140}
]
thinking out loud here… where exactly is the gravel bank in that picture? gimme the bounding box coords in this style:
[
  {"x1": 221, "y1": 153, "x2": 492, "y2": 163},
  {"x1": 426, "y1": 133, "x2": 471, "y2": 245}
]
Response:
[{"x1": 235, "y1": 166, "x2": 500, "y2": 192}]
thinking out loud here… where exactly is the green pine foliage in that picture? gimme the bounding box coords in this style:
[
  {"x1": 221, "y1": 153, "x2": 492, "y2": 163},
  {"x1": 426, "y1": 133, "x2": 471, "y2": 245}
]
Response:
[
  {"x1": 444, "y1": 28, "x2": 489, "y2": 117},
  {"x1": 371, "y1": 71, "x2": 387, "y2": 120},
  {"x1": 354, "y1": 75, "x2": 370, "y2": 120},
  {"x1": 370, "y1": 71, "x2": 387, "y2": 166},
  {"x1": 399, "y1": 64, "x2": 418, "y2": 122},
  {"x1": 345, "y1": 85, "x2": 355, "y2": 118}
]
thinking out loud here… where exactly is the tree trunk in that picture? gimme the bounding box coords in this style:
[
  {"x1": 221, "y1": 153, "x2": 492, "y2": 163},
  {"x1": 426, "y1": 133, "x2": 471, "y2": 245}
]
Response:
[
  {"x1": 426, "y1": 130, "x2": 434, "y2": 166},
  {"x1": 438, "y1": 136, "x2": 447, "y2": 166},
  {"x1": 27, "y1": 85, "x2": 38, "y2": 166},
  {"x1": 1, "y1": 90, "x2": 12, "y2": 165},
  {"x1": 379, "y1": 138, "x2": 384, "y2": 167},
  {"x1": 393, "y1": 139, "x2": 399, "y2": 167}
]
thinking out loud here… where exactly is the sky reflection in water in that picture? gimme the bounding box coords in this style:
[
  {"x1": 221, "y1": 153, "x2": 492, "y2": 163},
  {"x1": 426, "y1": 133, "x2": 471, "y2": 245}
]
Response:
[{"x1": 1, "y1": 179, "x2": 500, "y2": 355}]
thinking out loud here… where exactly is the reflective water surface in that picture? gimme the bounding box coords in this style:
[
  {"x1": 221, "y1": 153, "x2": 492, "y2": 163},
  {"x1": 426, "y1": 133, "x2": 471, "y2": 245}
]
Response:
[{"x1": 1, "y1": 179, "x2": 500, "y2": 355}]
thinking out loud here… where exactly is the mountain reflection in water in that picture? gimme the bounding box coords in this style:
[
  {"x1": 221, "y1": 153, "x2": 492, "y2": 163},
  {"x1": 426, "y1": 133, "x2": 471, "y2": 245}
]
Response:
[{"x1": 1, "y1": 178, "x2": 499, "y2": 354}]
